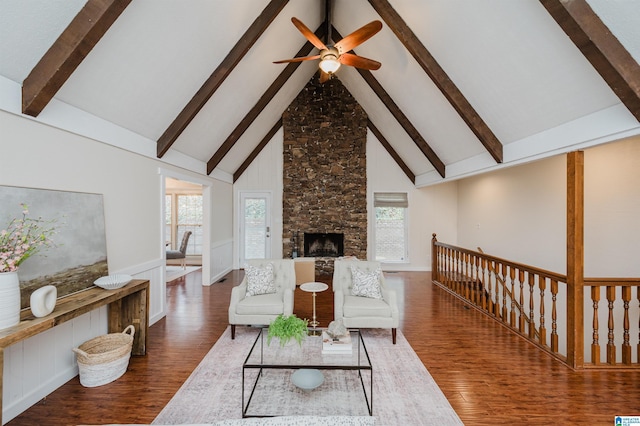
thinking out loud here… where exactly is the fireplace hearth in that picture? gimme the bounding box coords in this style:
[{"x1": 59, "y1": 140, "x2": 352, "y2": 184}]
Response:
[{"x1": 304, "y1": 233, "x2": 344, "y2": 257}]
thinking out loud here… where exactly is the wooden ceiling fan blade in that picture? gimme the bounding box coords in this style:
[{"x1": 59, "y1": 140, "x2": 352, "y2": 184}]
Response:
[
  {"x1": 273, "y1": 55, "x2": 321, "y2": 64},
  {"x1": 339, "y1": 53, "x2": 381, "y2": 70},
  {"x1": 319, "y1": 70, "x2": 331, "y2": 83},
  {"x1": 291, "y1": 17, "x2": 327, "y2": 51},
  {"x1": 334, "y1": 20, "x2": 382, "y2": 54}
]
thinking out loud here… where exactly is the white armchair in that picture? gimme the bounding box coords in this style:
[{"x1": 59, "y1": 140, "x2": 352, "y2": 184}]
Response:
[
  {"x1": 228, "y1": 259, "x2": 296, "y2": 339},
  {"x1": 333, "y1": 259, "x2": 399, "y2": 344}
]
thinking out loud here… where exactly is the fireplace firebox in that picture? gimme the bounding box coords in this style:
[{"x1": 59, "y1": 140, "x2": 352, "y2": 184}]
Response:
[{"x1": 304, "y1": 233, "x2": 344, "y2": 257}]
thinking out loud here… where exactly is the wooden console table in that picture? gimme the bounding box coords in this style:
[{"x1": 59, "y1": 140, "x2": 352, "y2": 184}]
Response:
[{"x1": 0, "y1": 279, "x2": 149, "y2": 423}]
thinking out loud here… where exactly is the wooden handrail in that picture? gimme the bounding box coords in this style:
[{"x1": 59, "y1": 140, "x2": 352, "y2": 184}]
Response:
[
  {"x1": 584, "y1": 278, "x2": 640, "y2": 286},
  {"x1": 435, "y1": 239, "x2": 566, "y2": 282}
]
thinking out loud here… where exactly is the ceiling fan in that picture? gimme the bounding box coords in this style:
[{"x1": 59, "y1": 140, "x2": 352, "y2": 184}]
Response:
[{"x1": 273, "y1": 12, "x2": 382, "y2": 83}]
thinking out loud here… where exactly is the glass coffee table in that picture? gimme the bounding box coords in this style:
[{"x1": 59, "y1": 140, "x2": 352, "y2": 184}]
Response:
[{"x1": 242, "y1": 328, "x2": 373, "y2": 418}]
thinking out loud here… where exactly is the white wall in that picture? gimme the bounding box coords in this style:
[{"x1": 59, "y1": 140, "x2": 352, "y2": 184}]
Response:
[
  {"x1": 456, "y1": 136, "x2": 640, "y2": 276},
  {"x1": 0, "y1": 110, "x2": 231, "y2": 423},
  {"x1": 583, "y1": 137, "x2": 640, "y2": 277},
  {"x1": 211, "y1": 179, "x2": 234, "y2": 243},
  {"x1": 457, "y1": 152, "x2": 567, "y2": 273},
  {"x1": 367, "y1": 130, "x2": 458, "y2": 270},
  {"x1": 208, "y1": 178, "x2": 234, "y2": 284}
]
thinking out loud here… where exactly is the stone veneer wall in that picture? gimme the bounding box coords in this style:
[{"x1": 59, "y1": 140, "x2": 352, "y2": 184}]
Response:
[{"x1": 282, "y1": 76, "x2": 368, "y2": 276}]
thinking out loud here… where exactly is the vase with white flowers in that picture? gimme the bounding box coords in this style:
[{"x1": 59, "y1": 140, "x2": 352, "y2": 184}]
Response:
[{"x1": 0, "y1": 204, "x2": 56, "y2": 330}]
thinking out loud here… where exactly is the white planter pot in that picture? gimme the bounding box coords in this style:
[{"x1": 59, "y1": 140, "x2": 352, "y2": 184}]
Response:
[{"x1": 0, "y1": 271, "x2": 21, "y2": 330}]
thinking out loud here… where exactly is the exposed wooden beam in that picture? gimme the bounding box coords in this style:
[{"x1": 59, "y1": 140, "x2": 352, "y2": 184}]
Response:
[
  {"x1": 367, "y1": 119, "x2": 415, "y2": 184},
  {"x1": 22, "y1": 0, "x2": 131, "y2": 117},
  {"x1": 332, "y1": 26, "x2": 445, "y2": 178},
  {"x1": 367, "y1": 0, "x2": 503, "y2": 163},
  {"x1": 207, "y1": 26, "x2": 325, "y2": 175},
  {"x1": 540, "y1": 0, "x2": 640, "y2": 122},
  {"x1": 157, "y1": 0, "x2": 289, "y2": 158},
  {"x1": 233, "y1": 119, "x2": 282, "y2": 182}
]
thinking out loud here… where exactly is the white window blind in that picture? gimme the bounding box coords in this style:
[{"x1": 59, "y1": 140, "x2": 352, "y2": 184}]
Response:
[{"x1": 374, "y1": 192, "x2": 408, "y2": 208}]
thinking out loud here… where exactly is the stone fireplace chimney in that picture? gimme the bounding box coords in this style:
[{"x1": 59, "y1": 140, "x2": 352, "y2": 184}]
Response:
[{"x1": 282, "y1": 76, "x2": 367, "y2": 275}]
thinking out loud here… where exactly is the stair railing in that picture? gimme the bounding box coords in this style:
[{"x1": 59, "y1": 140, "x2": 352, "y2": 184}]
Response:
[
  {"x1": 431, "y1": 234, "x2": 640, "y2": 369},
  {"x1": 477, "y1": 247, "x2": 540, "y2": 341}
]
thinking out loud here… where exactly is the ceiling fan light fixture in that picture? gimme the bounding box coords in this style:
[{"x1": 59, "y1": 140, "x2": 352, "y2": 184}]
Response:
[
  {"x1": 319, "y1": 47, "x2": 341, "y2": 74},
  {"x1": 319, "y1": 55, "x2": 341, "y2": 74}
]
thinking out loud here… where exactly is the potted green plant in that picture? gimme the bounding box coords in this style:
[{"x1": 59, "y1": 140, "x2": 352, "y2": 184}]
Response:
[{"x1": 267, "y1": 314, "x2": 308, "y2": 347}]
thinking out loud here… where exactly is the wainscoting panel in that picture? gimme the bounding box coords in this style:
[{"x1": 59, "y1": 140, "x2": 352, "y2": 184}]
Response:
[
  {"x1": 117, "y1": 258, "x2": 165, "y2": 325},
  {"x1": 3, "y1": 307, "x2": 108, "y2": 424},
  {"x1": 208, "y1": 239, "x2": 233, "y2": 285}
]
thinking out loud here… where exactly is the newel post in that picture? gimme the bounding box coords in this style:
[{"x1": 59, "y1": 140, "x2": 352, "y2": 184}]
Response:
[
  {"x1": 431, "y1": 233, "x2": 438, "y2": 282},
  {"x1": 567, "y1": 151, "x2": 585, "y2": 369}
]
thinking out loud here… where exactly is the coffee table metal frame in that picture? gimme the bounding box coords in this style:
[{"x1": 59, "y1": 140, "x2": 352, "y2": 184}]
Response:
[{"x1": 242, "y1": 327, "x2": 373, "y2": 418}]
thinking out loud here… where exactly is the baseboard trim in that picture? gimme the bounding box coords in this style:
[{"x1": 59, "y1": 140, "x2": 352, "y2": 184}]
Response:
[
  {"x1": 3, "y1": 366, "x2": 78, "y2": 424},
  {"x1": 207, "y1": 266, "x2": 233, "y2": 286}
]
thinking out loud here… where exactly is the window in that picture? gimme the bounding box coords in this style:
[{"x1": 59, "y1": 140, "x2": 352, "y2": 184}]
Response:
[
  {"x1": 374, "y1": 192, "x2": 408, "y2": 262},
  {"x1": 165, "y1": 194, "x2": 172, "y2": 249},
  {"x1": 166, "y1": 193, "x2": 203, "y2": 255}
]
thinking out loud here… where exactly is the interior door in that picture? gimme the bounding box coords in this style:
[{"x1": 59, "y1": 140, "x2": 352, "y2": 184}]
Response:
[{"x1": 239, "y1": 192, "x2": 271, "y2": 266}]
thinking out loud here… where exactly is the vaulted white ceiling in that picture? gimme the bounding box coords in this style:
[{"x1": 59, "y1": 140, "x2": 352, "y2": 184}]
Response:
[{"x1": 1, "y1": 0, "x2": 638, "y2": 186}]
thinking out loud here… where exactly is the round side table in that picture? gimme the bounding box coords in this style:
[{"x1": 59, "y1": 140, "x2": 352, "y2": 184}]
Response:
[{"x1": 299, "y1": 282, "x2": 329, "y2": 328}]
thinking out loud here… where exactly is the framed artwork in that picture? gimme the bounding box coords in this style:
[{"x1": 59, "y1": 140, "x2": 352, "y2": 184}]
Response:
[{"x1": 0, "y1": 185, "x2": 108, "y2": 309}]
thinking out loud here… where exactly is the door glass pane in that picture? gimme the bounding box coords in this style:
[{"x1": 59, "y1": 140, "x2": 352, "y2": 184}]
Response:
[{"x1": 244, "y1": 198, "x2": 266, "y2": 259}]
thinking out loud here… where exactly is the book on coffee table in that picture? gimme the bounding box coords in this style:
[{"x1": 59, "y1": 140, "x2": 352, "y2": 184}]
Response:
[{"x1": 322, "y1": 330, "x2": 352, "y2": 354}]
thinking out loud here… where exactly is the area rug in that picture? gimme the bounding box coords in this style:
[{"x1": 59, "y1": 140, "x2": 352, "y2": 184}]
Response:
[
  {"x1": 152, "y1": 327, "x2": 463, "y2": 425},
  {"x1": 166, "y1": 266, "x2": 201, "y2": 282}
]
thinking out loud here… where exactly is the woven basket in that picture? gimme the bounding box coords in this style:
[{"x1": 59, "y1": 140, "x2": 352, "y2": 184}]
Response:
[{"x1": 73, "y1": 325, "x2": 135, "y2": 387}]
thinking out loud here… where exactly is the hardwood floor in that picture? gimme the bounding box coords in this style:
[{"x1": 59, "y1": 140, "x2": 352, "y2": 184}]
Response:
[{"x1": 8, "y1": 270, "x2": 640, "y2": 425}]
